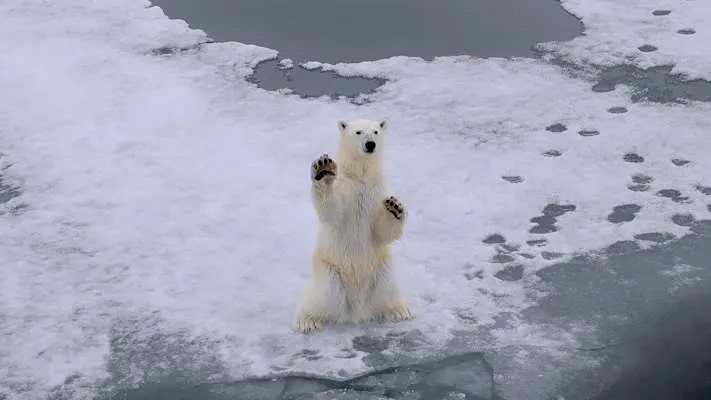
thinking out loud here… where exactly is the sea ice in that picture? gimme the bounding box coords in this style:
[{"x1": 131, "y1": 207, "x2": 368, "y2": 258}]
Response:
[{"x1": 1, "y1": 0, "x2": 711, "y2": 398}]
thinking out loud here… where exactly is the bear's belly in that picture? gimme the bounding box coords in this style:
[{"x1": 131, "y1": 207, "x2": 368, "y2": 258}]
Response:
[
  {"x1": 316, "y1": 222, "x2": 382, "y2": 266},
  {"x1": 314, "y1": 181, "x2": 389, "y2": 270}
]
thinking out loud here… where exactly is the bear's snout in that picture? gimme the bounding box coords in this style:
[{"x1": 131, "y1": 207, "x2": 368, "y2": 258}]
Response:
[{"x1": 364, "y1": 141, "x2": 376, "y2": 153}]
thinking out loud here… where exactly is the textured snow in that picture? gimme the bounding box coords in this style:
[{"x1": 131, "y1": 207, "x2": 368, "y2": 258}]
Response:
[
  {"x1": 540, "y1": 0, "x2": 711, "y2": 79},
  {"x1": 1, "y1": 0, "x2": 711, "y2": 398},
  {"x1": 279, "y1": 58, "x2": 294, "y2": 69}
]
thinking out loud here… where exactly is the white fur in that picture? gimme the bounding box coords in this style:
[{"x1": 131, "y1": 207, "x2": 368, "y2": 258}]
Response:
[{"x1": 292, "y1": 119, "x2": 414, "y2": 333}]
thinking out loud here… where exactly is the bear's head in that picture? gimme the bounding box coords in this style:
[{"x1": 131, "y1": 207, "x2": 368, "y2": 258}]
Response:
[{"x1": 336, "y1": 119, "x2": 387, "y2": 162}]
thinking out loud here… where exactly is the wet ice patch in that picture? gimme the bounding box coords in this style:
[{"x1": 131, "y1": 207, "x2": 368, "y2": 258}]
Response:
[
  {"x1": 592, "y1": 65, "x2": 711, "y2": 104},
  {"x1": 607, "y1": 204, "x2": 642, "y2": 224},
  {"x1": 659, "y1": 264, "x2": 703, "y2": 293},
  {"x1": 634, "y1": 232, "x2": 676, "y2": 243}
]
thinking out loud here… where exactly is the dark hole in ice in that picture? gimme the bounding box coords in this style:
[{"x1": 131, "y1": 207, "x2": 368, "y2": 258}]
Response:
[
  {"x1": 529, "y1": 224, "x2": 559, "y2": 234},
  {"x1": 545, "y1": 123, "x2": 567, "y2": 132},
  {"x1": 150, "y1": 0, "x2": 583, "y2": 99},
  {"x1": 530, "y1": 216, "x2": 555, "y2": 225},
  {"x1": 541, "y1": 251, "x2": 564, "y2": 260},
  {"x1": 638, "y1": 44, "x2": 658, "y2": 53},
  {"x1": 632, "y1": 174, "x2": 653, "y2": 184},
  {"x1": 695, "y1": 185, "x2": 711, "y2": 195},
  {"x1": 671, "y1": 158, "x2": 690, "y2": 166},
  {"x1": 502, "y1": 175, "x2": 524, "y2": 183},
  {"x1": 542, "y1": 204, "x2": 577, "y2": 217},
  {"x1": 623, "y1": 153, "x2": 644, "y2": 163},
  {"x1": 656, "y1": 189, "x2": 690, "y2": 203},
  {"x1": 634, "y1": 232, "x2": 675, "y2": 243},
  {"x1": 542, "y1": 149, "x2": 562, "y2": 157},
  {"x1": 627, "y1": 184, "x2": 650, "y2": 192},
  {"x1": 607, "y1": 204, "x2": 642, "y2": 224},
  {"x1": 526, "y1": 238, "x2": 548, "y2": 247},
  {"x1": 708, "y1": 204, "x2": 711, "y2": 213},
  {"x1": 652, "y1": 10, "x2": 671, "y2": 16},
  {"x1": 606, "y1": 240, "x2": 641, "y2": 255},
  {"x1": 671, "y1": 213, "x2": 695, "y2": 227},
  {"x1": 529, "y1": 204, "x2": 575, "y2": 234},
  {"x1": 482, "y1": 234, "x2": 506, "y2": 244},
  {"x1": 494, "y1": 264, "x2": 524, "y2": 281},
  {"x1": 677, "y1": 28, "x2": 696, "y2": 35},
  {"x1": 628, "y1": 174, "x2": 653, "y2": 192},
  {"x1": 490, "y1": 253, "x2": 515, "y2": 264},
  {"x1": 578, "y1": 129, "x2": 600, "y2": 137},
  {"x1": 607, "y1": 106, "x2": 628, "y2": 114}
]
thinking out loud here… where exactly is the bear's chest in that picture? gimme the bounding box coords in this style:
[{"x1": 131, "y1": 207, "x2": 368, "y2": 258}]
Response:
[{"x1": 343, "y1": 181, "x2": 382, "y2": 224}]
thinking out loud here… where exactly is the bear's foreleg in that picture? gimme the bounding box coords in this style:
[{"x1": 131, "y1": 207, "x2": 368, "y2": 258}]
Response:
[
  {"x1": 311, "y1": 154, "x2": 341, "y2": 224},
  {"x1": 292, "y1": 261, "x2": 347, "y2": 333},
  {"x1": 373, "y1": 196, "x2": 406, "y2": 245}
]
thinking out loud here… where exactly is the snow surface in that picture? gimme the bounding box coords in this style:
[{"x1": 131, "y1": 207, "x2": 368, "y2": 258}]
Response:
[
  {"x1": 1, "y1": 0, "x2": 711, "y2": 398},
  {"x1": 279, "y1": 58, "x2": 294, "y2": 70},
  {"x1": 541, "y1": 0, "x2": 711, "y2": 80}
]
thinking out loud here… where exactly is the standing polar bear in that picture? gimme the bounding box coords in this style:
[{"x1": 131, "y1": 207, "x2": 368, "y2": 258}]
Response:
[{"x1": 292, "y1": 119, "x2": 415, "y2": 333}]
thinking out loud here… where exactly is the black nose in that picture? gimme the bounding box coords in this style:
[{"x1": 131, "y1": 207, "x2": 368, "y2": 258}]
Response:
[{"x1": 365, "y1": 141, "x2": 376, "y2": 152}]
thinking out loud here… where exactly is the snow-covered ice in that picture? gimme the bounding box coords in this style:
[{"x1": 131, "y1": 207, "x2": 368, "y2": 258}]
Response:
[
  {"x1": 1, "y1": 0, "x2": 711, "y2": 398},
  {"x1": 279, "y1": 58, "x2": 294, "y2": 70},
  {"x1": 540, "y1": 0, "x2": 711, "y2": 80}
]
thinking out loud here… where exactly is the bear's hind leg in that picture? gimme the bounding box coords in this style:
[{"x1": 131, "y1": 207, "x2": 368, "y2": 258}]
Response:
[
  {"x1": 371, "y1": 267, "x2": 415, "y2": 323},
  {"x1": 292, "y1": 264, "x2": 347, "y2": 334}
]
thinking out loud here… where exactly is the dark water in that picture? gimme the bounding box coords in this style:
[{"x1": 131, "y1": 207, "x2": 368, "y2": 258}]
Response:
[
  {"x1": 525, "y1": 228, "x2": 711, "y2": 400},
  {"x1": 150, "y1": 0, "x2": 583, "y2": 99},
  {"x1": 150, "y1": 0, "x2": 583, "y2": 63}
]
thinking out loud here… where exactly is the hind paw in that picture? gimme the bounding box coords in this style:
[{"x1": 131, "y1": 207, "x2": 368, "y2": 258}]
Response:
[
  {"x1": 379, "y1": 303, "x2": 415, "y2": 322},
  {"x1": 292, "y1": 315, "x2": 325, "y2": 334}
]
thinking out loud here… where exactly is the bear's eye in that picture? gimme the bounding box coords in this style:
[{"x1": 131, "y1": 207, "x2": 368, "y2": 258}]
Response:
[
  {"x1": 373, "y1": 130, "x2": 378, "y2": 135},
  {"x1": 356, "y1": 131, "x2": 362, "y2": 135}
]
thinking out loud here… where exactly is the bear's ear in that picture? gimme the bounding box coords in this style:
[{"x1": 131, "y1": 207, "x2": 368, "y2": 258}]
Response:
[
  {"x1": 379, "y1": 120, "x2": 387, "y2": 130},
  {"x1": 338, "y1": 120, "x2": 348, "y2": 132}
]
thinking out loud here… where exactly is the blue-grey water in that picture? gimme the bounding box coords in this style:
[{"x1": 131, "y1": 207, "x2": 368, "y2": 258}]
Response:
[{"x1": 150, "y1": 0, "x2": 583, "y2": 99}]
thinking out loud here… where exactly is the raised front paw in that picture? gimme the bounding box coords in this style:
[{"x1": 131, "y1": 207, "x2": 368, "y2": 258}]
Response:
[
  {"x1": 383, "y1": 196, "x2": 405, "y2": 220},
  {"x1": 311, "y1": 154, "x2": 337, "y2": 184}
]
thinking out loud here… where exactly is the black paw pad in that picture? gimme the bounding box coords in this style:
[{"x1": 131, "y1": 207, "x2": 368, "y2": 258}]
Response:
[
  {"x1": 314, "y1": 171, "x2": 335, "y2": 181},
  {"x1": 384, "y1": 196, "x2": 403, "y2": 219}
]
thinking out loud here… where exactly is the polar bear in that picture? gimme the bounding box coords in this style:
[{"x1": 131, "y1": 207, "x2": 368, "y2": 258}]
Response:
[{"x1": 292, "y1": 119, "x2": 415, "y2": 333}]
